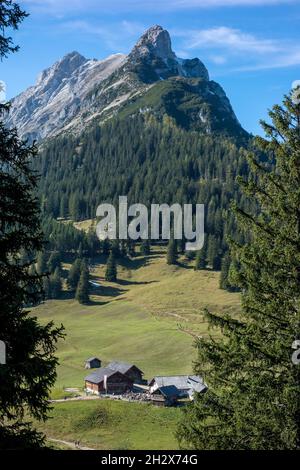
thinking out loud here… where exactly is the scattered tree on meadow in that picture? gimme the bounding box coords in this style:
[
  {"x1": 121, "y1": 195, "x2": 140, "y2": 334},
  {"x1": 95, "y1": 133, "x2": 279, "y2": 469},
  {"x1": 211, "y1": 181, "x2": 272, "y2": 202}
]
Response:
[
  {"x1": 36, "y1": 251, "x2": 48, "y2": 276},
  {"x1": 194, "y1": 239, "x2": 207, "y2": 271},
  {"x1": 219, "y1": 252, "x2": 231, "y2": 290},
  {"x1": 47, "y1": 251, "x2": 61, "y2": 274},
  {"x1": 67, "y1": 258, "x2": 82, "y2": 291},
  {"x1": 206, "y1": 234, "x2": 221, "y2": 270},
  {"x1": 49, "y1": 267, "x2": 62, "y2": 299},
  {"x1": 178, "y1": 91, "x2": 300, "y2": 450},
  {"x1": 166, "y1": 237, "x2": 178, "y2": 265},
  {"x1": 140, "y1": 239, "x2": 151, "y2": 256},
  {"x1": 75, "y1": 262, "x2": 90, "y2": 305},
  {"x1": 105, "y1": 251, "x2": 117, "y2": 282}
]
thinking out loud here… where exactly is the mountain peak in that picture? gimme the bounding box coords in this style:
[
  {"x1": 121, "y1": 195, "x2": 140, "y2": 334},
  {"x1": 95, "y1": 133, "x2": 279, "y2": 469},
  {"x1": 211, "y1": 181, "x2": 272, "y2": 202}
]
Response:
[
  {"x1": 131, "y1": 25, "x2": 176, "y2": 61},
  {"x1": 128, "y1": 25, "x2": 209, "y2": 82}
]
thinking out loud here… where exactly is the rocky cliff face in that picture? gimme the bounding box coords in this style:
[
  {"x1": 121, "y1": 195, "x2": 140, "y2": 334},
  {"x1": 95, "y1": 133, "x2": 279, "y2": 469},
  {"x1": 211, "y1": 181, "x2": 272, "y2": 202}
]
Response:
[
  {"x1": 6, "y1": 25, "x2": 245, "y2": 141},
  {"x1": 128, "y1": 25, "x2": 209, "y2": 82},
  {"x1": 6, "y1": 52, "x2": 125, "y2": 141}
]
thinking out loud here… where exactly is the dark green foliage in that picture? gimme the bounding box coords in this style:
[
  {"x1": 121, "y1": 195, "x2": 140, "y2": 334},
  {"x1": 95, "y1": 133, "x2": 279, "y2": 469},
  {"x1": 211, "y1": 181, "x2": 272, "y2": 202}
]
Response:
[
  {"x1": 206, "y1": 234, "x2": 221, "y2": 270},
  {"x1": 67, "y1": 258, "x2": 82, "y2": 291},
  {"x1": 118, "y1": 78, "x2": 248, "y2": 139},
  {"x1": 0, "y1": 3, "x2": 64, "y2": 449},
  {"x1": 34, "y1": 114, "x2": 250, "y2": 263},
  {"x1": 42, "y1": 217, "x2": 87, "y2": 252},
  {"x1": 0, "y1": 91, "x2": 63, "y2": 450},
  {"x1": 49, "y1": 267, "x2": 62, "y2": 299},
  {"x1": 36, "y1": 251, "x2": 48, "y2": 276},
  {"x1": 140, "y1": 240, "x2": 151, "y2": 256},
  {"x1": 178, "y1": 92, "x2": 300, "y2": 450},
  {"x1": 86, "y1": 228, "x2": 100, "y2": 257},
  {"x1": 194, "y1": 239, "x2": 207, "y2": 271},
  {"x1": 75, "y1": 262, "x2": 90, "y2": 305},
  {"x1": 105, "y1": 251, "x2": 117, "y2": 282},
  {"x1": 127, "y1": 240, "x2": 136, "y2": 258},
  {"x1": 219, "y1": 252, "x2": 231, "y2": 290},
  {"x1": 0, "y1": 1, "x2": 28, "y2": 57},
  {"x1": 47, "y1": 251, "x2": 61, "y2": 274},
  {"x1": 111, "y1": 240, "x2": 121, "y2": 258},
  {"x1": 167, "y1": 237, "x2": 178, "y2": 265}
]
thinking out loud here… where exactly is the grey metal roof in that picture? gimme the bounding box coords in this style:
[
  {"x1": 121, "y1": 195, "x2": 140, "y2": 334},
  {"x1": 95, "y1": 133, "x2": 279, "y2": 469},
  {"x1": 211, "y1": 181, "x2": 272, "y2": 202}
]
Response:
[
  {"x1": 108, "y1": 361, "x2": 143, "y2": 375},
  {"x1": 158, "y1": 385, "x2": 181, "y2": 398},
  {"x1": 85, "y1": 367, "x2": 117, "y2": 384},
  {"x1": 150, "y1": 375, "x2": 206, "y2": 393}
]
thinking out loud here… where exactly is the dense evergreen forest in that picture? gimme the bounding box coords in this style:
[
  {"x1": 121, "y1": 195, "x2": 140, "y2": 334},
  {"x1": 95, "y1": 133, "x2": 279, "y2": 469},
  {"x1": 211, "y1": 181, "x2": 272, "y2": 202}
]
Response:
[{"x1": 35, "y1": 113, "x2": 254, "y2": 270}]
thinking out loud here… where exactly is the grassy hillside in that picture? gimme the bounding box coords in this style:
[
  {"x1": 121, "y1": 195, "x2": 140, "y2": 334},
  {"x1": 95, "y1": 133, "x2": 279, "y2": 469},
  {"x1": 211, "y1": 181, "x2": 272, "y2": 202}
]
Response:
[
  {"x1": 35, "y1": 400, "x2": 181, "y2": 450},
  {"x1": 33, "y1": 247, "x2": 241, "y2": 394}
]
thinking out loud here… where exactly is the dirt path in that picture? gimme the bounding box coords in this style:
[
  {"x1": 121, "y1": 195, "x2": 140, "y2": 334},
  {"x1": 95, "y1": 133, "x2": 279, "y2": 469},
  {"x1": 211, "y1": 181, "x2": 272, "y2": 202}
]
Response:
[
  {"x1": 48, "y1": 437, "x2": 95, "y2": 450},
  {"x1": 50, "y1": 395, "x2": 99, "y2": 403}
]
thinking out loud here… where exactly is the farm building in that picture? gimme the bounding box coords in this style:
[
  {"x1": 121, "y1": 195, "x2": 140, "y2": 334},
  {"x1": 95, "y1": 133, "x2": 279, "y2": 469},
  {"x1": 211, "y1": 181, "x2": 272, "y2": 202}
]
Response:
[
  {"x1": 107, "y1": 361, "x2": 144, "y2": 383},
  {"x1": 150, "y1": 385, "x2": 181, "y2": 406},
  {"x1": 84, "y1": 357, "x2": 102, "y2": 369},
  {"x1": 85, "y1": 367, "x2": 133, "y2": 395},
  {"x1": 149, "y1": 375, "x2": 207, "y2": 402}
]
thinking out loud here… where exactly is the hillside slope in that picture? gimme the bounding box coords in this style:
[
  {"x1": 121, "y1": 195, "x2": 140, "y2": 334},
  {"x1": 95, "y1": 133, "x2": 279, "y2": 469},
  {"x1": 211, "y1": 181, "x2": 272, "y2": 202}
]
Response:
[{"x1": 33, "y1": 247, "x2": 241, "y2": 392}]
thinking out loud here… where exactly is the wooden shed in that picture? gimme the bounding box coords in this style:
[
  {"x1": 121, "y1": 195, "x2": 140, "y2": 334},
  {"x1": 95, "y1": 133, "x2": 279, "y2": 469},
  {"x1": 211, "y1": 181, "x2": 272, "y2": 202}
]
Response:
[{"x1": 84, "y1": 357, "x2": 102, "y2": 369}]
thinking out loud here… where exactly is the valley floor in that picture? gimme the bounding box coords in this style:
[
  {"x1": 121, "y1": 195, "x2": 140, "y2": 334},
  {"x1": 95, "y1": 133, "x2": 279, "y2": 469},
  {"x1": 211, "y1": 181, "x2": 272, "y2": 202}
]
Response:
[{"x1": 33, "y1": 247, "x2": 241, "y2": 449}]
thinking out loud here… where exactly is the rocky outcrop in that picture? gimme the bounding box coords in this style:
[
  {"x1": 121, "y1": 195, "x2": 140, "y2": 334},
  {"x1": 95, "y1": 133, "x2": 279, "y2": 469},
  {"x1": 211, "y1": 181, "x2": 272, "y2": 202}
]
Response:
[
  {"x1": 6, "y1": 52, "x2": 125, "y2": 141},
  {"x1": 6, "y1": 25, "x2": 244, "y2": 141}
]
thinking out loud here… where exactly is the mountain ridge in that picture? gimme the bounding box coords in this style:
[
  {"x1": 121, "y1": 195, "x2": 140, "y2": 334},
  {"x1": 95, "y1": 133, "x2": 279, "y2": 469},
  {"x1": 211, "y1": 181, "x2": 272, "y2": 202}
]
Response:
[{"x1": 6, "y1": 25, "x2": 247, "y2": 141}]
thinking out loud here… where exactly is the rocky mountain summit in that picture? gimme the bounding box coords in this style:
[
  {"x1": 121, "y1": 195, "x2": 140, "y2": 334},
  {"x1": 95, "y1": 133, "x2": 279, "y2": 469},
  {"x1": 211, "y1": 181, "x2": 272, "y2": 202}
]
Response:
[{"x1": 6, "y1": 25, "x2": 246, "y2": 141}]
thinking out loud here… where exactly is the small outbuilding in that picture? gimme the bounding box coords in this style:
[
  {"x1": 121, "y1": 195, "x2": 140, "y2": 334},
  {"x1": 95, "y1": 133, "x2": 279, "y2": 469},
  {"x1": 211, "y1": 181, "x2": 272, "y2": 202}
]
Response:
[
  {"x1": 84, "y1": 357, "x2": 102, "y2": 370},
  {"x1": 151, "y1": 385, "x2": 181, "y2": 406}
]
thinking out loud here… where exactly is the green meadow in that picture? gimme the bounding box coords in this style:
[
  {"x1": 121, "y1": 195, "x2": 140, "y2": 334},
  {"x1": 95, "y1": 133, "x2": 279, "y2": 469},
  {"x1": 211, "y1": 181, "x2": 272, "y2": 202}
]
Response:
[
  {"x1": 33, "y1": 247, "x2": 240, "y2": 394},
  {"x1": 35, "y1": 399, "x2": 181, "y2": 450}
]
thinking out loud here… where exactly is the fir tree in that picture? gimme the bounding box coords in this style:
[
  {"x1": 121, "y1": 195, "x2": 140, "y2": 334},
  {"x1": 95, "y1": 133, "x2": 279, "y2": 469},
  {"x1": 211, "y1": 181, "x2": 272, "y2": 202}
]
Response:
[
  {"x1": 49, "y1": 267, "x2": 62, "y2": 299},
  {"x1": 140, "y1": 239, "x2": 151, "y2": 256},
  {"x1": 105, "y1": 251, "x2": 117, "y2": 282},
  {"x1": 207, "y1": 234, "x2": 221, "y2": 270},
  {"x1": 47, "y1": 251, "x2": 61, "y2": 274},
  {"x1": 0, "y1": 1, "x2": 27, "y2": 57},
  {"x1": 36, "y1": 251, "x2": 48, "y2": 276},
  {"x1": 178, "y1": 91, "x2": 300, "y2": 450},
  {"x1": 167, "y1": 237, "x2": 178, "y2": 265},
  {"x1": 194, "y1": 239, "x2": 207, "y2": 271},
  {"x1": 219, "y1": 252, "x2": 231, "y2": 290},
  {"x1": 67, "y1": 258, "x2": 82, "y2": 291},
  {"x1": 0, "y1": 2, "x2": 64, "y2": 449},
  {"x1": 43, "y1": 276, "x2": 51, "y2": 300},
  {"x1": 75, "y1": 262, "x2": 90, "y2": 304}
]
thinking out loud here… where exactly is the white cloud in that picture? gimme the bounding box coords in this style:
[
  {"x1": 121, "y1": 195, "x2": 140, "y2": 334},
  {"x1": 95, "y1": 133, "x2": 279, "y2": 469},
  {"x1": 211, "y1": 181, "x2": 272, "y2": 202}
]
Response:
[
  {"x1": 182, "y1": 27, "x2": 280, "y2": 53},
  {"x1": 210, "y1": 55, "x2": 227, "y2": 64},
  {"x1": 173, "y1": 26, "x2": 300, "y2": 71}
]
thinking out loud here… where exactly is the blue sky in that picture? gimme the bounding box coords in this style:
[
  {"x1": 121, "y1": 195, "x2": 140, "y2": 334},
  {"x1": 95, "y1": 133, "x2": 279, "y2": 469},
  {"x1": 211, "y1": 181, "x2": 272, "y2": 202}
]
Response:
[{"x1": 1, "y1": 0, "x2": 300, "y2": 135}]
